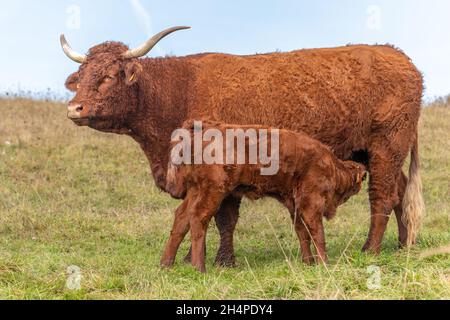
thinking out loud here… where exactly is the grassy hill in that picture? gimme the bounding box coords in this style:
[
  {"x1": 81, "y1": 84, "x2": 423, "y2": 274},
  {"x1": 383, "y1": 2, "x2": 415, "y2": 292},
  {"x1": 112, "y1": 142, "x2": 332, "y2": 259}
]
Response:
[{"x1": 0, "y1": 98, "x2": 449, "y2": 299}]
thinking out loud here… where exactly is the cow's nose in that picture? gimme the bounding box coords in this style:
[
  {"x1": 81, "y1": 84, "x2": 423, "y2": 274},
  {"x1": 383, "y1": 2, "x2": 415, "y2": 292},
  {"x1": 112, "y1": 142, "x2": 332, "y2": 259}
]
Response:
[{"x1": 67, "y1": 104, "x2": 84, "y2": 119}]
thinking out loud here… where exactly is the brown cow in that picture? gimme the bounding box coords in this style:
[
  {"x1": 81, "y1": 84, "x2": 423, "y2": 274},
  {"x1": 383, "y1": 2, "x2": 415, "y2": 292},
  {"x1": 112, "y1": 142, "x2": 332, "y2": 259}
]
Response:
[
  {"x1": 60, "y1": 27, "x2": 424, "y2": 267},
  {"x1": 163, "y1": 121, "x2": 367, "y2": 272}
]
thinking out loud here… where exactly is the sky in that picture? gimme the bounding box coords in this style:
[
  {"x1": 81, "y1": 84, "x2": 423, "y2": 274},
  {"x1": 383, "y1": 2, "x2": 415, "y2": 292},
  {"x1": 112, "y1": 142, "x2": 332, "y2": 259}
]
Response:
[{"x1": 0, "y1": 0, "x2": 449, "y2": 99}]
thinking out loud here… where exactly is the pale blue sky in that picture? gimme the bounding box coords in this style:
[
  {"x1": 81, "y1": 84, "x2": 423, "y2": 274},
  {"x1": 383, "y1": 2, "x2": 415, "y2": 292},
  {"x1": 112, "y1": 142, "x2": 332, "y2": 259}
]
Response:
[{"x1": 1, "y1": 0, "x2": 449, "y2": 99}]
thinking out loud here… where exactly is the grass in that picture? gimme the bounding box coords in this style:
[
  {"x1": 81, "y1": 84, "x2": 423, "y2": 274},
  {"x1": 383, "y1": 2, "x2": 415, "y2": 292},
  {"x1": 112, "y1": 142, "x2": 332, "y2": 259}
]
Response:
[{"x1": 0, "y1": 98, "x2": 449, "y2": 300}]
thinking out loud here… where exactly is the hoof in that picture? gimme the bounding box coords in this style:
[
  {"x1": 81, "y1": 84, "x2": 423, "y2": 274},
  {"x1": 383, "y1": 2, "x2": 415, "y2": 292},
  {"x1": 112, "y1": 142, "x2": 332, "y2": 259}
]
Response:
[
  {"x1": 301, "y1": 256, "x2": 315, "y2": 266},
  {"x1": 183, "y1": 253, "x2": 192, "y2": 264},
  {"x1": 214, "y1": 254, "x2": 237, "y2": 268},
  {"x1": 192, "y1": 264, "x2": 207, "y2": 274},
  {"x1": 362, "y1": 241, "x2": 381, "y2": 255},
  {"x1": 160, "y1": 259, "x2": 175, "y2": 269}
]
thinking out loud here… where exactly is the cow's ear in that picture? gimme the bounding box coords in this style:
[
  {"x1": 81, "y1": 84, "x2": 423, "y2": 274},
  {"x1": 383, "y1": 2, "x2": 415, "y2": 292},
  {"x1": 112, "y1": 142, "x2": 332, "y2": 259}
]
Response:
[
  {"x1": 124, "y1": 61, "x2": 143, "y2": 86},
  {"x1": 65, "y1": 72, "x2": 79, "y2": 92}
]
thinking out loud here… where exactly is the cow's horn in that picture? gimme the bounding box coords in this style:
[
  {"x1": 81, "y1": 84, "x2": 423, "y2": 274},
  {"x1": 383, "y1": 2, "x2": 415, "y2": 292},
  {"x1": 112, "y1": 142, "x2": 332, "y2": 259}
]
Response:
[
  {"x1": 123, "y1": 26, "x2": 191, "y2": 59},
  {"x1": 60, "y1": 35, "x2": 87, "y2": 64}
]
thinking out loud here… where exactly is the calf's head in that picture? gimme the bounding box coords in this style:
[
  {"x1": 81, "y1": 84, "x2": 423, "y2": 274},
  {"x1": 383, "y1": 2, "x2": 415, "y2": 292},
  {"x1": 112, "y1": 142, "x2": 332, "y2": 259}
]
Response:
[
  {"x1": 334, "y1": 161, "x2": 367, "y2": 206},
  {"x1": 61, "y1": 27, "x2": 190, "y2": 132}
]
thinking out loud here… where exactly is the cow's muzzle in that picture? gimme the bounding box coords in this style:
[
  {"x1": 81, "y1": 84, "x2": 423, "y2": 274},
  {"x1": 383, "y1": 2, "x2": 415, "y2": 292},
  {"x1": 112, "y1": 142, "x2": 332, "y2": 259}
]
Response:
[
  {"x1": 67, "y1": 104, "x2": 85, "y2": 119},
  {"x1": 67, "y1": 103, "x2": 90, "y2": 126}
]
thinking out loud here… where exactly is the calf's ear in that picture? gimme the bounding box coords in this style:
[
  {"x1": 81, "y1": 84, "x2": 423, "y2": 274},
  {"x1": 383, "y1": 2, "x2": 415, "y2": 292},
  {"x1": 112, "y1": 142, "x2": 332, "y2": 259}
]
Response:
[
  {"x1": 356, "y1": 171, "x2": 368, "y2": 184},
  {"x1": 125, "y1": 61, "x2": 143, "y2": 86},
  {"x1": 65, "y1": 72, "x2": 79, "y2": 92}
]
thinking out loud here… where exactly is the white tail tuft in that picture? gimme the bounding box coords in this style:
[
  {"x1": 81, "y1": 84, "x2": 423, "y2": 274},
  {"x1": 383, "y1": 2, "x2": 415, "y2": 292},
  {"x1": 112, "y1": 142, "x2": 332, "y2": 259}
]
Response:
[{"x1": 402, "y1": 134, "x2": 426, "y2": 247}]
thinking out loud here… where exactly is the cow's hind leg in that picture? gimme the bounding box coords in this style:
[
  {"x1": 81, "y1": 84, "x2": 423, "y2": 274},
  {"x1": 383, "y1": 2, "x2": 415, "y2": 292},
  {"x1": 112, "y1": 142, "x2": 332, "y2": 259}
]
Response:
[
  {"x1": 365, "y1": 170, "x2": 410, "y2": 250},
  {"x1": 363, "y1": 143, "x2": 408, "y2": 254}
]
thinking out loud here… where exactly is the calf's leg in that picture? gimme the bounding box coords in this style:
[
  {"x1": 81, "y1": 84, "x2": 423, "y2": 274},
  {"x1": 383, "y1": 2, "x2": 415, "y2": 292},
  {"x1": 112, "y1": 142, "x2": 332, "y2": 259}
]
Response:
[
  {"x1": 294, "y1": 190, "x2": 327, "y2": 264},
  {"x1": 161, "y1": 199, "x2": 191, "y2": 268},
  {"x1": 291, "y1": 212, "x2": 314, "y2": 265},
  {"x1": 310, "y1": 219, "x2": 327, "y2": 264},
  {"x1": 184, "y1": 195, "x2": 241, "y2": 268},
  {"x1": 189, "y1": 192, "x2": 225, "y2": 273},
  {"x1": 190, "y1": 214, "x2": 212, "y2": 273},
  {"x1": 301, "y1": 211, "x2": 328, "y2": 264}
]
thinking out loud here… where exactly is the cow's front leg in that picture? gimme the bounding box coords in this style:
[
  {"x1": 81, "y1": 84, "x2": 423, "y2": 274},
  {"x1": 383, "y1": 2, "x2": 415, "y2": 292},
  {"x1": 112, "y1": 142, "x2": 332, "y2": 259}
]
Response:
[{"x1": 214, "y1": 195, "x2": 241, "y2": 267}]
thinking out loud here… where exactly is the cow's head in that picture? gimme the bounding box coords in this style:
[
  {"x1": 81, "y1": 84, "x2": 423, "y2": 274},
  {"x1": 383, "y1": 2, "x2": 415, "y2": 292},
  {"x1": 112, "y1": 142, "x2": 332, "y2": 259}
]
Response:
[{"x1": 61, "y1": 27, "x2": 190, "y2": 133}]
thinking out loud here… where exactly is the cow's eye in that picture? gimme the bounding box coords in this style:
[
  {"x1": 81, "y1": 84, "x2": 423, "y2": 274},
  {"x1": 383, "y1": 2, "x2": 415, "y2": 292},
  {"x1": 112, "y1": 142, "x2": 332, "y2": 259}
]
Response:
[{"x1": 103, "y1": 76, "x2": 115, "y2": 83}]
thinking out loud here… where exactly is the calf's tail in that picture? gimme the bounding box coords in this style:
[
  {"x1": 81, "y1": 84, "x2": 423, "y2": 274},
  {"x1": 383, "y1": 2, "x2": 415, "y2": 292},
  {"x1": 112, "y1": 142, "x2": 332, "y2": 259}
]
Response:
[{"x1": 402, "y1": 132, "x2": 426, "y2": 247}]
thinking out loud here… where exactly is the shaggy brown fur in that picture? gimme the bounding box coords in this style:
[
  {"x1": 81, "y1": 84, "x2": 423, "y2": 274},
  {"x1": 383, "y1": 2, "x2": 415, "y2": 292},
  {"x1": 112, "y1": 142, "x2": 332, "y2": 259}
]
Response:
[
  {"x1": 162, "y1": 121, "x2": 367, "y2": 272},
  {"x1": 65, "y1": 40, "x2": 424, "y2": 266}
]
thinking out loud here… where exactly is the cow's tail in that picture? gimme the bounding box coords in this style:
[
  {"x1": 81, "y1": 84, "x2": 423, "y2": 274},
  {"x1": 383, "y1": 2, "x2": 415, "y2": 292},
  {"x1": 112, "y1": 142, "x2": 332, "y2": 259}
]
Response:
[{"x1": 402, "y1": 131, "x2": 426, "y2": 247}]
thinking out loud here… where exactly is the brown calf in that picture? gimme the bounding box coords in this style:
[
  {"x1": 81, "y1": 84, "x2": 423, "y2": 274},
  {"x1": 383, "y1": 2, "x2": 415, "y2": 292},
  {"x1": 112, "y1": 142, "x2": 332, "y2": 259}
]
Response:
[{"x1": 162, "y1": 121, "x2": 367, "y2": 272}]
